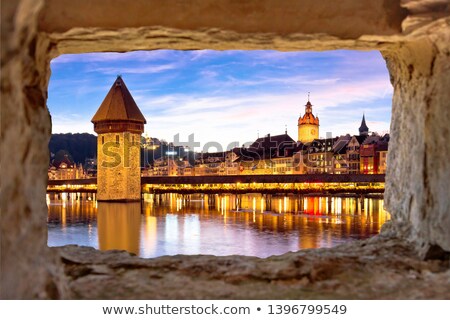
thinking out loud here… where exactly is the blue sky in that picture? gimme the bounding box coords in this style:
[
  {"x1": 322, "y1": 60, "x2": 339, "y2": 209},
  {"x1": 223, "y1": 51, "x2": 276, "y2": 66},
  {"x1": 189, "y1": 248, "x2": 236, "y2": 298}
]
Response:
[{"x1": 48, "y1": 50, "x2": 392, "y2": 150}]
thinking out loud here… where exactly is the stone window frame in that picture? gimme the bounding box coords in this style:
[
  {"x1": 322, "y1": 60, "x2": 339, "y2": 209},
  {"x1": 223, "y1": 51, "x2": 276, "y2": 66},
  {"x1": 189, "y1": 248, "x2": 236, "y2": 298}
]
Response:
[{"x1": 1, "y1": 0, "x2": 449, "y2": 299}]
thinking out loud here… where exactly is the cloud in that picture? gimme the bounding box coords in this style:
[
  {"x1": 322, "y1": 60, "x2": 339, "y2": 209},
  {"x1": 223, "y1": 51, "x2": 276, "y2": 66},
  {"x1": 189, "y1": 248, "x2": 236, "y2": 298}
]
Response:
[
  {"x1": 50, "y1": 113, "x2": 94, "y2": 134},
  {"x1": 223, "y1": 75, "x2": 341, "y2": 87},
  {"x1": 88, "y1": 63, "x2": 179, "y2": 75},
  {"x1": 189, "y1": 50, "x2": 217, "y2": 61},
  {"x1": 199, "y1": 70, "x2": 218, "y2": 78}
]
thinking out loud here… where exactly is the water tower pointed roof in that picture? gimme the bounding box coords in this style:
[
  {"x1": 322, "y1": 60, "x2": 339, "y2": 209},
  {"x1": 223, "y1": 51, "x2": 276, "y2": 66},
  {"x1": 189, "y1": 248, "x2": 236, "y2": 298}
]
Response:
[{"x1": 91, "y1": 76, "x2": 146, "y2": 124}]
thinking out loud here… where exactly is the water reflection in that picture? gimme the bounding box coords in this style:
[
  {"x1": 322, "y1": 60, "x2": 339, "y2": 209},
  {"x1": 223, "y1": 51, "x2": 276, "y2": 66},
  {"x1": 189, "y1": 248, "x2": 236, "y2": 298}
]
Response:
[
  {"x1": 97, "y1": 202, "x2": 141, "y2": 255},
  {"x1": 48, "y1": 192, "x2": 390, "y2": 258}
]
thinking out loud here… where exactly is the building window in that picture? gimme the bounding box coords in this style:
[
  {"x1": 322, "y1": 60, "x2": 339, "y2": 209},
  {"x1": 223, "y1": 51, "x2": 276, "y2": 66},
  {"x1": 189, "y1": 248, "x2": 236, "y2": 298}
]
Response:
[
  {"x1": 102, "y1": 136, "x2": 104, "y2": 144},
  {"x1": 116, "y1": 135, "x2": 119, "y2": 144}
]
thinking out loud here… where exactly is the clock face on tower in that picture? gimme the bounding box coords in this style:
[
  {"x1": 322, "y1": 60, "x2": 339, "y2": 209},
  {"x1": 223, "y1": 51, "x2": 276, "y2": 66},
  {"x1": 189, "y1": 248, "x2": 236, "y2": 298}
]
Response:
[{"x1": 311, "y1": 129, "x2": 316, "y2": 135}]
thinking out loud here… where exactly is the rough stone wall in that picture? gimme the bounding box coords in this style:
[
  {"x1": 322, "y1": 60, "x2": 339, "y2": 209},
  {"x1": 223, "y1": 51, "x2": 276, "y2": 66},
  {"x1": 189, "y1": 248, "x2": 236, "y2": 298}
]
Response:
[
  {"x1": 97, "y1": 132, "x2": 142, "y2": 201},
  {"x1": 38, "y1": 0, "x2": 407, "y2": 38},
  {"x1": 383, "y1": 20, "x2": 450, "y2": 256},
  {"x1": 37, "y1": 0, "x2": 409, "y2": 54},
  {"x1": 1, "y1": 0, "x2": 449, "y2": 299},
  {"x1": 1, "y1": 0, "x2": 67, "y2": 298},
  {"x1": 59, "y1": 237, "x2": 450, "y2": 299}
]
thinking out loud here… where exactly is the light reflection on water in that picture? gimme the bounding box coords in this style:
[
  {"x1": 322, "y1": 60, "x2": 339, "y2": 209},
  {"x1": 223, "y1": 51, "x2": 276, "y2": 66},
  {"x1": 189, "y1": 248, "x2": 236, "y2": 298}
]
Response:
[{"x1": 47, "y1": 193, "x2": 390, "y2": 258}]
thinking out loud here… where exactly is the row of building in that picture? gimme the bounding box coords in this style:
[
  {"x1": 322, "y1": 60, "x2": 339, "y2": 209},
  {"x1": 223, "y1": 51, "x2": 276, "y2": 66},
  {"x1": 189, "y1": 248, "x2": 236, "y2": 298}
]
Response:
[
  {"x1": 145, "y1": 98, "x2": 388, "y2": 176},
  {"x1": 145, "y1": 128, "x2": 388, "y2": 177}
]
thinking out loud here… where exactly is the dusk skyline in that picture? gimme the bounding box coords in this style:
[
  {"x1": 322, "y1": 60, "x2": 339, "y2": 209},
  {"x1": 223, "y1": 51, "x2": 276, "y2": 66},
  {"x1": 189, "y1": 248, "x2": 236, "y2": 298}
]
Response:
[{"x1": 48, "y1": 50, "x2": 392, "y2": 150}]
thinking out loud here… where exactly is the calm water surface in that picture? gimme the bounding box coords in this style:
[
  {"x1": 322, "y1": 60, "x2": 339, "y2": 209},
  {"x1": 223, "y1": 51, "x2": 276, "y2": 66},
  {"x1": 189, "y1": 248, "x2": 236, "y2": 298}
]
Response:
[{"x1": 47, "y1": 193, "x2": 389, "y2": 258}]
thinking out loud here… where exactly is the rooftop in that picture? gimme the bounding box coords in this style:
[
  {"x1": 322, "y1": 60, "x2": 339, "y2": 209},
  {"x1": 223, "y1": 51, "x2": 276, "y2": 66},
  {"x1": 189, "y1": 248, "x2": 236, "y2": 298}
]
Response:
[{"x1": 91, "y1": 76, "x2": 146, "y2": 124}]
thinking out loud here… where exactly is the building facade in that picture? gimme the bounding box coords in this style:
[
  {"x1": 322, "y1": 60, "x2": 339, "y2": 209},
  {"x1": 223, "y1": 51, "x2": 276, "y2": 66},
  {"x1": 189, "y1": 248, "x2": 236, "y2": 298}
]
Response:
[
  {"x1": 332, "y1": 135, "x2": 351, "y2": 174},
  {"x1": 304, "y1": 137, "x2": 338, "y2": 174},
  {"x1": 378, "y1": 149, "x2": 388, "y2": 174},
  {"x1": 346, "y1": 135, "x2": 366, "y2": 174},
  {"x1": 360, "y1": 143, "x2": 378, "y2": 174},
  {"x1": 48, "y1": 156, "x2": 85, "y2": 180}
]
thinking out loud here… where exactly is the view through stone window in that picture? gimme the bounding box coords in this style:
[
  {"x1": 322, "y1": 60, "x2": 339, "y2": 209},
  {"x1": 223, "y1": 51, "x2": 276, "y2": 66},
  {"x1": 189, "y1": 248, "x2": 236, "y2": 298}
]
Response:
[{"x1": 46, "y1": 50, "x2": 392, "y2": 258}]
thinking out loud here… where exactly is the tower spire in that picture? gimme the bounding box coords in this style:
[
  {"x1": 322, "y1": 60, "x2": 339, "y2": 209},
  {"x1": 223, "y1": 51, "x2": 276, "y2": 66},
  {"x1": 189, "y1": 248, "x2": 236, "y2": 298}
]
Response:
[
  {"x1": 298, "y1": 93, "x2": 319, "y2": 143},
  {"x1": 304, "y1": 94, "x2": 313, "y2": 114},
  {"x1": 359, "y1": 113, "x2": 369, "y2": 136}
]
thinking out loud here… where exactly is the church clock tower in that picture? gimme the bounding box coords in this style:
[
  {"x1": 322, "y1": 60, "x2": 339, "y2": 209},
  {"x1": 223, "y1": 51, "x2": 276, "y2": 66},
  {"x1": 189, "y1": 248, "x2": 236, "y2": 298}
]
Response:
[
  {"x1": 91, "y1": 76, "x2": 146, "y2": 201},
  {"x1": 297, "y1": 96, "x2": 319, "y2": 143}
]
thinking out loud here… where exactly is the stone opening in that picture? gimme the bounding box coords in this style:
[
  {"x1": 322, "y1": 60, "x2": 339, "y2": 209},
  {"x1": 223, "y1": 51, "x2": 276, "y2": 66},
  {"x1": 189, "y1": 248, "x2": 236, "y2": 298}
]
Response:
[
  {"x1": 46, "y1": 49, "x2": 392, "y2": 256},
  {"x1": 1, "y1": 0, "x2": 449, "y2": 299}
]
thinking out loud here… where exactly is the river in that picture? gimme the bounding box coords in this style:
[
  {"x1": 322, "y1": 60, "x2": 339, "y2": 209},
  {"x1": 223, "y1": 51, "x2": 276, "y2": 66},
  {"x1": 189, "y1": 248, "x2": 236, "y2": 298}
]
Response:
[{"x1": 47, "y1": 193, "x2": 389, "y2": 258}]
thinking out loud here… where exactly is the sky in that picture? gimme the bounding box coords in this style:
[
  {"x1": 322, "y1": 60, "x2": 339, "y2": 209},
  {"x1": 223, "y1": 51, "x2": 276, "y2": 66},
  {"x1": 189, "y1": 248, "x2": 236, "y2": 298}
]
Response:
[{"x1": 48, "y1": 50, "x2": 392, "y2": 151}]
